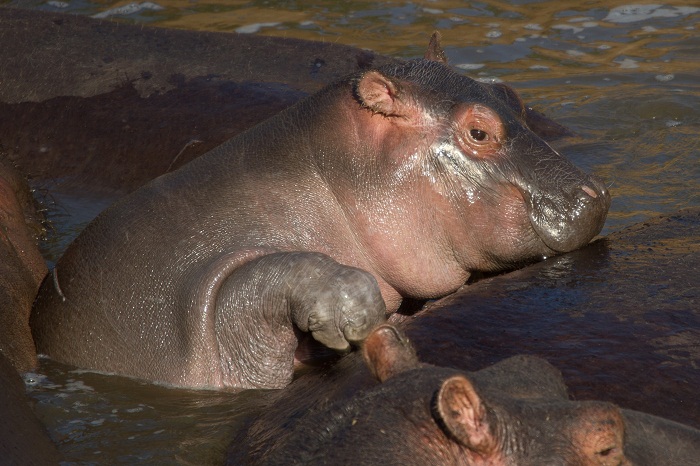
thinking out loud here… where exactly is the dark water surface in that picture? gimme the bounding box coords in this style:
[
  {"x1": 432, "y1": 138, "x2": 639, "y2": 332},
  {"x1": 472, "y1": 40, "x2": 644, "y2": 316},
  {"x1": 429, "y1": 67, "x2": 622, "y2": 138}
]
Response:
[{"x1": 5, "y1": 0, "x2": 699, "y2": 463}]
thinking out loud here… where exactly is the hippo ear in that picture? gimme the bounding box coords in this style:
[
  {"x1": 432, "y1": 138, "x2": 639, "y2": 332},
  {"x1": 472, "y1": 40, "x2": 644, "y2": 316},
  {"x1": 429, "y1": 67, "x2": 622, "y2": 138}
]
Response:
[
  {"x1": 362, "y1": 324, "x2": 420, "y2": 382},
  {"x1": 489, "y1": 82, "x2": 527, "y2": 119},
  {"x1": 489, "y1": 82, "x2": 574, "y2": 140},
  {"x1": 424, "y1": 31, "x2": 448, "y2": 64},
  {"x1": 434, "y1": 375, "x2": 497, "y2": 454},
  {"x1": 355, "y1": 71, "x2": 406, "y2": 117}
]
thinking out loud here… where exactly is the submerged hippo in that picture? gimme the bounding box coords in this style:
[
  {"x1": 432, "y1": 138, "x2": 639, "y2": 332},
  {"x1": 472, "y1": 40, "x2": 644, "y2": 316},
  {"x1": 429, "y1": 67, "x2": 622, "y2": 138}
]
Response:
[
  {"x1": 31, "y1": 40, "x2": 610, "y2": 390},
  {"x1": 232, "y1": 325, "x2": 700, "y2": 465},
  {"x1": 0, "y1": 158, "x2": 46, "y2": 373}
]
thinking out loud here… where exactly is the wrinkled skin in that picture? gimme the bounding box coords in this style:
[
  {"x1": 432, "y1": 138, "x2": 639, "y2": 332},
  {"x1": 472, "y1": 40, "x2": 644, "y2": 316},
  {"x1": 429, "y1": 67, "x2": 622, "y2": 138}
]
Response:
[
  {"x1": 233, "y1": 325, "x2": 698, "y2": 465},
  {"x1": 31, "y1": 37, "x2": 609, "y2": 390}
]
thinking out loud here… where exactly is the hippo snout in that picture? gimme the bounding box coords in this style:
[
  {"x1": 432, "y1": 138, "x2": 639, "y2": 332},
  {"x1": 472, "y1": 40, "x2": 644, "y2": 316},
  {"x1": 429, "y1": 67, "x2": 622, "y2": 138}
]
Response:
[{"x1": 526, "y1": 173, "x2": 611, "y2": 253}]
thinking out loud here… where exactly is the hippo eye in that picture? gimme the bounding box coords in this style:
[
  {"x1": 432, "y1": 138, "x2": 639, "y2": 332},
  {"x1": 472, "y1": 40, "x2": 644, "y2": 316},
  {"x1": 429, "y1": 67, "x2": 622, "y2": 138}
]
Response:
[
  {"x1": 469, "y1": 128, "x2": 488, "y2": 142},
  {"x1": 455, "y1": 104, "x2": 503, "y2": 158}
]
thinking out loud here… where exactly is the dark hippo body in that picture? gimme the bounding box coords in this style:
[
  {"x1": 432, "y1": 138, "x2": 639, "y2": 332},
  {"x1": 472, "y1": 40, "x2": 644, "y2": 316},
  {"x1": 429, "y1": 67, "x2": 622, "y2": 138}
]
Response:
[
  {"x1": 0, "y1": 7, "x2": 388, "y2": 196},
  {"x1": 0, "y1": 158, "x2": 58, "y2": 464},
  {"x1": 405, "y1": 207, "x2": 700, "y2": 429},
  {"x1": 228, "y1": 209, "x2": 700, "y2": 465},
  {"x1": 230, "y1": 325, "x2": 700, "y2": 465},
  {"x1": 0, "y1": 7, "x2": 569, "y2": 197},
  {"x1": 31, "y1": 46, "x2": 609, "y2": 389},
  {"x1": 0, "y1": 158, "x2": 46, "y2": 372},
  {"x1": 0, "y1": 352, "x2": 62, "y2": 465}
]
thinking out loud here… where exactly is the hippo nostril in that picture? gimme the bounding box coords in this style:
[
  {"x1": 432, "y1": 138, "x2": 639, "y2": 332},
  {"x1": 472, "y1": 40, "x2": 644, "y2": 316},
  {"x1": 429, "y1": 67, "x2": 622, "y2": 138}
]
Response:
[
  {"x1": 581, "y1": 185, "x2": 598, "y2": 199},
  {"x1": 586, "y1": 175, "x2": 612, "y2": 202}
]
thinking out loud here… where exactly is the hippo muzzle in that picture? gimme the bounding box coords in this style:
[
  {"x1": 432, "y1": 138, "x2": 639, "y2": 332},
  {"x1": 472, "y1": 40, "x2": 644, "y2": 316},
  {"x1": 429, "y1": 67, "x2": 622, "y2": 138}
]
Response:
[{"x1": 513, "y1": 140, "x2": 611, "y2": 253}]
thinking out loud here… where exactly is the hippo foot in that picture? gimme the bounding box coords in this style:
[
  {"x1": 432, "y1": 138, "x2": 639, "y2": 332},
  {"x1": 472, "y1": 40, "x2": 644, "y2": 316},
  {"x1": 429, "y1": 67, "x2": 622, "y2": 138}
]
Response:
[{"x1": 288, "y1": 254, "x2": 389, "y2": 351}]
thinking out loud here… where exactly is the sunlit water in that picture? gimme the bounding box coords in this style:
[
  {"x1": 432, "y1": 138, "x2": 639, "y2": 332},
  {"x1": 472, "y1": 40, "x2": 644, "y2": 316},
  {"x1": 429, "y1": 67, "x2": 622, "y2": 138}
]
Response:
[{"x1": 5, "y1": 0, "x2": 699, "y2": 463}]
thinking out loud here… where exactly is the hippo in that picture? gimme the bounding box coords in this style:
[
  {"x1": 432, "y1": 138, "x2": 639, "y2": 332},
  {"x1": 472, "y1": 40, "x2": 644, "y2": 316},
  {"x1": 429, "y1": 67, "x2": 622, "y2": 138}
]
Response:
[
  {"x1": 230, "y1": 324, "x2": 700, "y2": 465},
  {"x1": 0, "y1": 157, "x2": 46, "y2": 373},
  {"x1": 0, "y1": 352, "x2": 62, "y2": 465},
  {"x1": 0, "y1": 157, "x2": 59, "y2": 465},
  {"x1": 30, "y1": 36, "x2": 610, "y2": 390}
]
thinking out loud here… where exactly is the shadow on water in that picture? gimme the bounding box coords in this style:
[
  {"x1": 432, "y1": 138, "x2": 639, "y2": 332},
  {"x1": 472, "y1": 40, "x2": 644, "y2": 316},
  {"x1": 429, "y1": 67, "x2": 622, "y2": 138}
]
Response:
[{"x1": 4, "y1": 0, "x2": 698, "y2": 463}]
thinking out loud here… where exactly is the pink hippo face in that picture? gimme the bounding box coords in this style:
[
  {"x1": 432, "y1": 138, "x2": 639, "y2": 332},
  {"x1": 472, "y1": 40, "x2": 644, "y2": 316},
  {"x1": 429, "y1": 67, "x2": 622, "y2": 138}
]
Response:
[{"x1": 318, "y1": 59, "x2": 610, "y2": 301}]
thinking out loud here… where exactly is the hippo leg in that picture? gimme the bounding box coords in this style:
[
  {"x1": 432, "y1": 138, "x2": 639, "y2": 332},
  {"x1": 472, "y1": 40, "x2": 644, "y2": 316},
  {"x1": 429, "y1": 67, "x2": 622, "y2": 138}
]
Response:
[{"x1": 184, "y1": 251, "x2": 387, "y2": 389}]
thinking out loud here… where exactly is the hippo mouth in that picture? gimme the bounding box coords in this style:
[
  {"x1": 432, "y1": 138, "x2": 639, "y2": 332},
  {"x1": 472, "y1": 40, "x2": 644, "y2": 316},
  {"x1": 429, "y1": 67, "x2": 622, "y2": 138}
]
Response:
[{"x1": 524, "y1": 176, "x2": 611, "y2": 253}]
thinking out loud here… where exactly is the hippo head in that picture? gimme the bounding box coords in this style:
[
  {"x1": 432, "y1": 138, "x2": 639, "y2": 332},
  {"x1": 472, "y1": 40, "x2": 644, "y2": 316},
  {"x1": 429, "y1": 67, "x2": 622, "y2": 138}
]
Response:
[
  {"x1": 424, "y1": 74, "x2": 612, "y2": 257},
  {"x1": 347, "y1": 52, "x2": 611, "y2": 279},
  {"x1": 248, "y1": 325, "x2": 630, "y2": 465},
  {"x1": 361, "y1": 325, "x2": 630, "y2": 466}
]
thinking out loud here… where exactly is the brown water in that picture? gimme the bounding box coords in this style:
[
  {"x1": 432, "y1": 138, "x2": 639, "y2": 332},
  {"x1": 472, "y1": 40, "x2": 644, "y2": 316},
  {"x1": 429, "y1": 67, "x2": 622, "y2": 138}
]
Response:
[{"x1": 7, "y1": 0, "x2": 700, "y2": 463}]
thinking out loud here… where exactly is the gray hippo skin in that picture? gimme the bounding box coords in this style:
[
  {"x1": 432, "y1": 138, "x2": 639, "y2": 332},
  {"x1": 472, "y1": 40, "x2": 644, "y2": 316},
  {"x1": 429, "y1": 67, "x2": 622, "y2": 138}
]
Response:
[
  {"x1": 232, "y1": 325, "x2": 700, "y2": 465},
  {"x1": 31, "y1": 46, "x2": 610, "y2": 390}
]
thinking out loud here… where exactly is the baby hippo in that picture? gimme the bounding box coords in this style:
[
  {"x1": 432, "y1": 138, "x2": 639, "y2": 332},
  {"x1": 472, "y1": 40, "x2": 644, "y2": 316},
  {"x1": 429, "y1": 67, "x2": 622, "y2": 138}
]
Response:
[{"x1": 31, "y1": 37, "x2": 609, "y2": 389}]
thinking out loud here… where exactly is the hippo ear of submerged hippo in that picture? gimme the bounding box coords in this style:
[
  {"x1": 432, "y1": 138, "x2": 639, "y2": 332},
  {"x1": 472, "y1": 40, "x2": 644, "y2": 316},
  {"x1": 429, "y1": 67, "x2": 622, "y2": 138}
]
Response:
[
  {"x1": 362, "y1": 324, "x2": 420, "y2": 382},
  {"x1": 363, "y1": 325, "x2": 500, "y2": 457},
  {"x1": 434, "y1": 375, "x2": 498, "y2": 455}
]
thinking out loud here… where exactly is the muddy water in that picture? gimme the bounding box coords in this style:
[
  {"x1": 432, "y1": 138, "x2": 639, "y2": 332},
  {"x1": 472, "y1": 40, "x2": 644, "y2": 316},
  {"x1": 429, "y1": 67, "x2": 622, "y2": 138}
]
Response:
[{"x1": 7, "y1": 0, "x2": 700, "y2": 464}]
